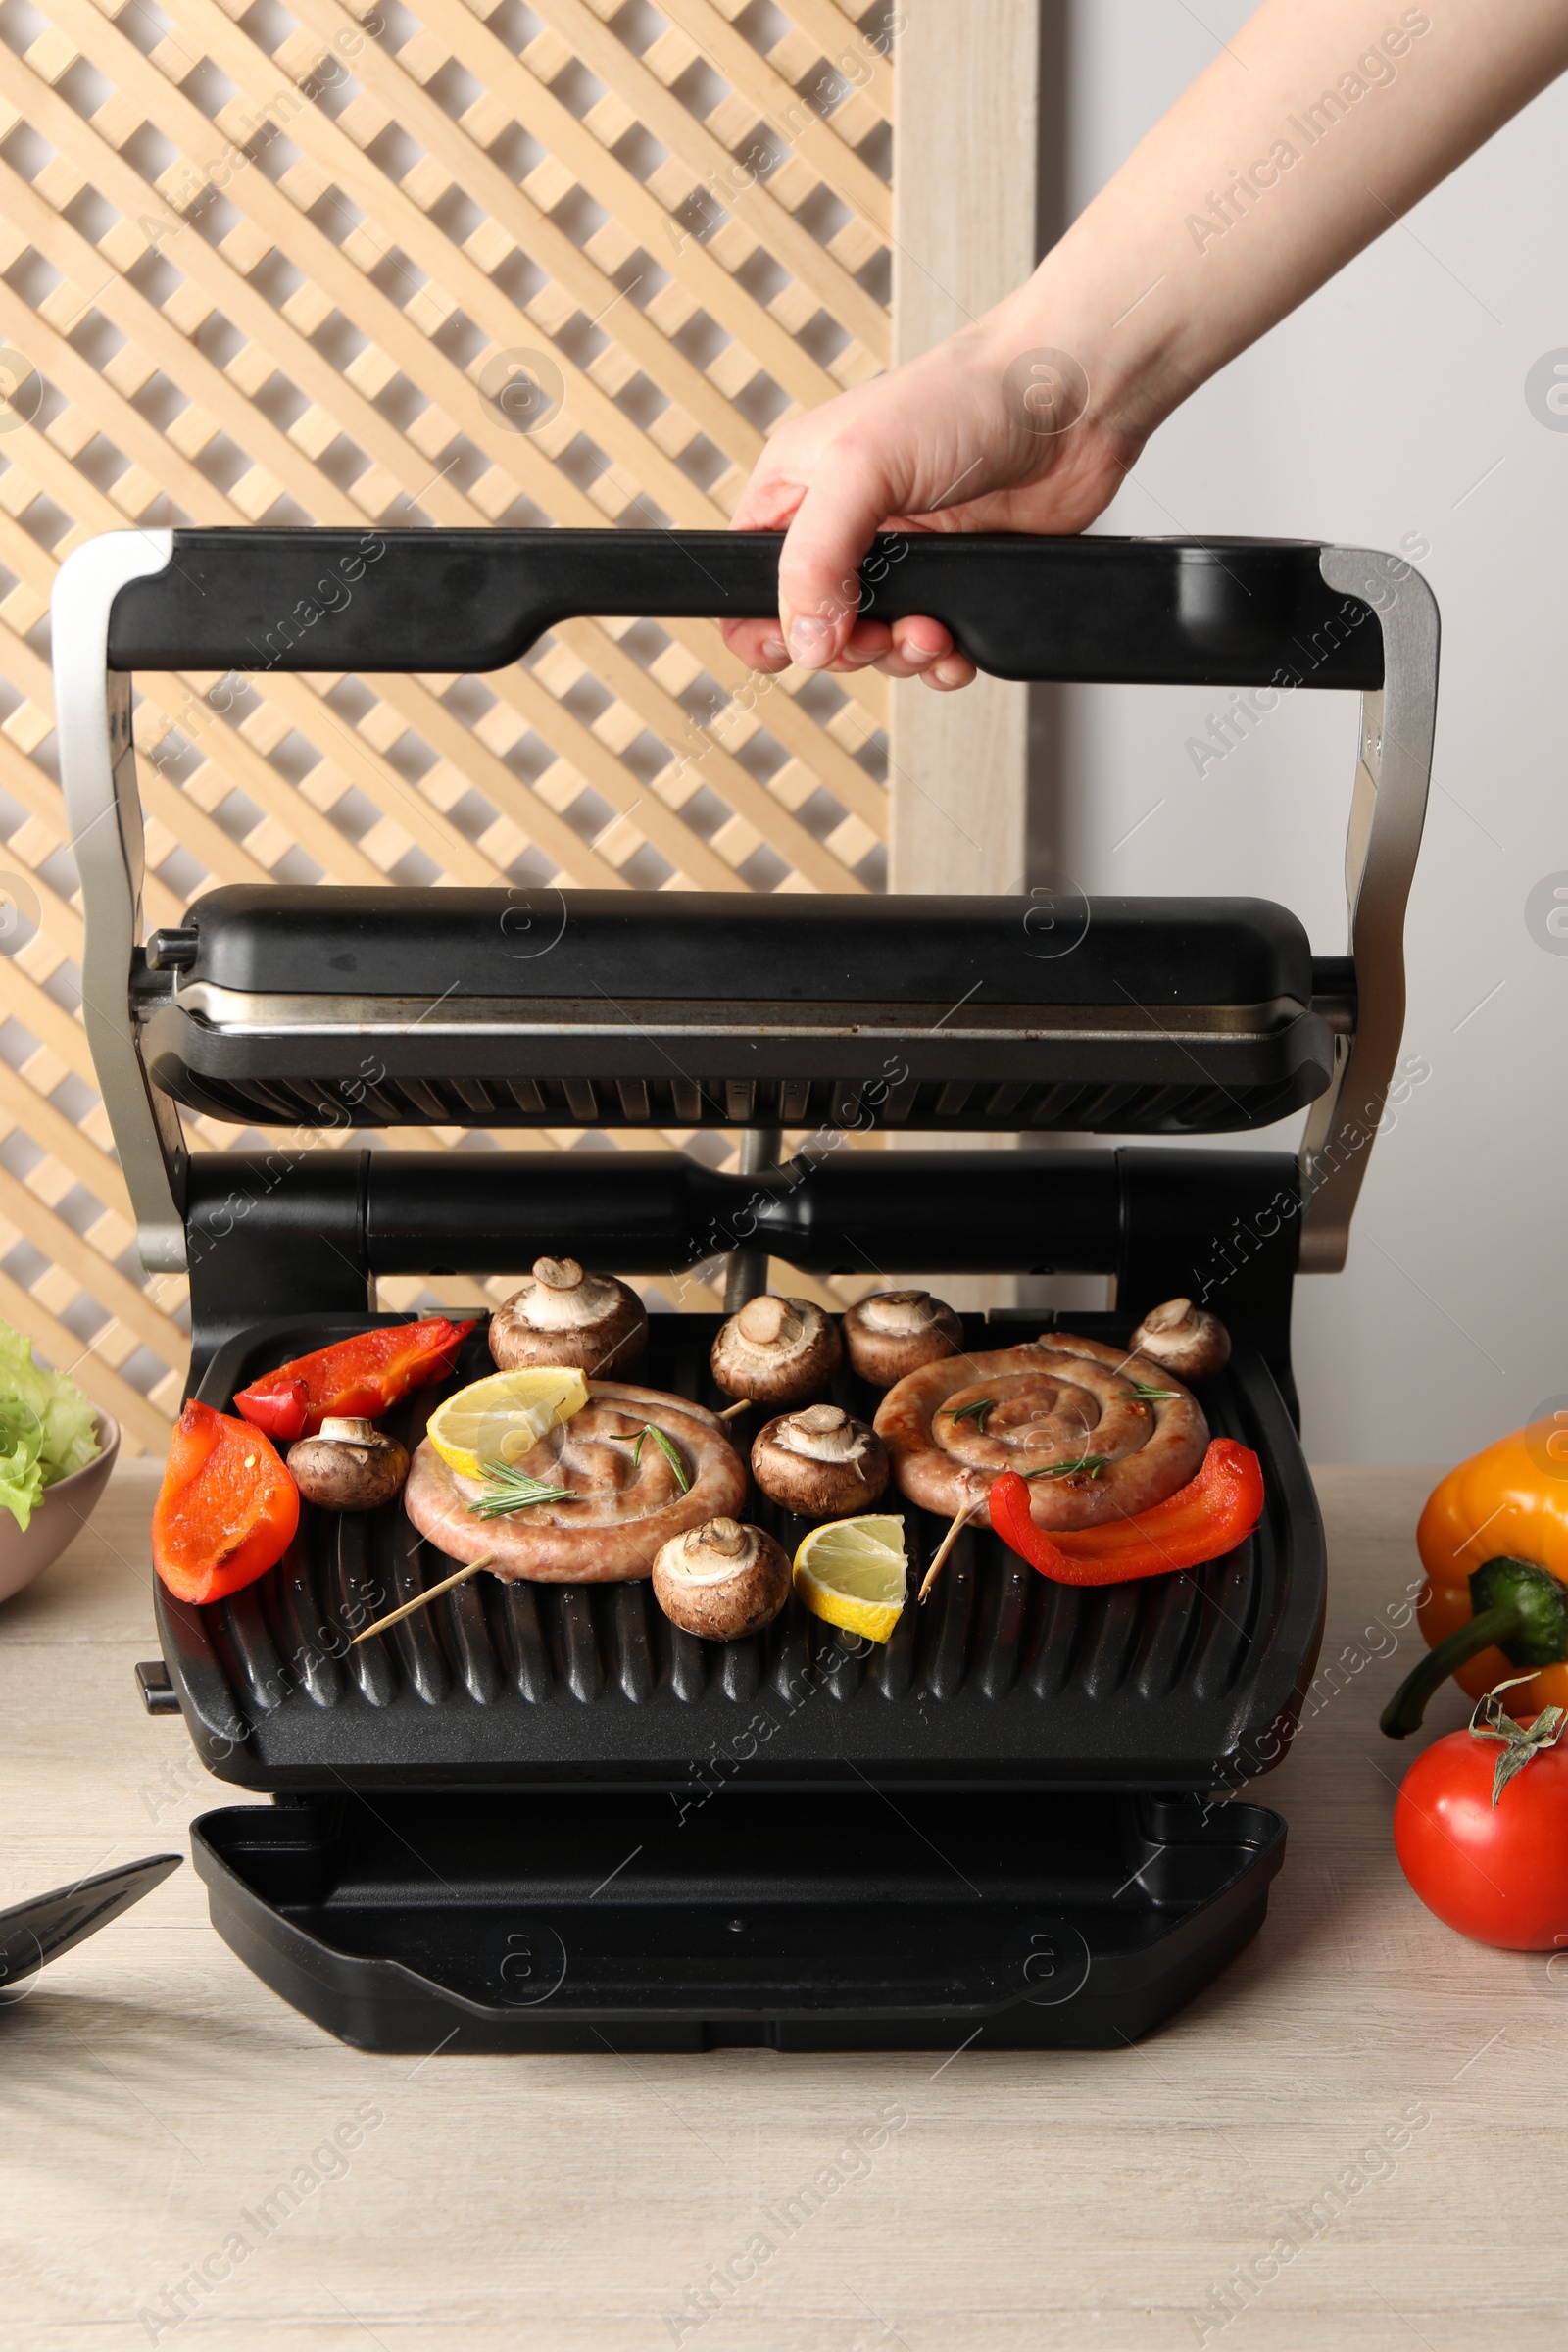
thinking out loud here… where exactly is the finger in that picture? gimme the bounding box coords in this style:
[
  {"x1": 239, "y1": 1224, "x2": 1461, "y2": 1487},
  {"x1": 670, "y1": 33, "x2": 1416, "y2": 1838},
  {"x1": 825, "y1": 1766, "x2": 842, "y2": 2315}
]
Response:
[
  {"x1": 775, "y1": 447, "x2": 899, "y2": 670},
  {"x1": 871, "y1": 642, "x2": 943, "y2": 681},
  {"x1": 919, "y1": 652, "x2": 978, "y2": 692},
  {"x1": 722, "y1": 435, "x2": 808, "y2": 666},
  {"x1": 871, "y1": 617, "x2": 953, "y2": 676},
  {"x1": 890, "y1": 616, "x2": 952, "y2": 663},
  {"x1": 858, "y1": 618, "x2": 952, "y2": 681},
  {"x1": 721, "y1": 616, "x2": 792, "y2": 670},
  {"x1": 726, "y1": 443, "x2": 811, "y2": 534},
  {"x1": 830, "y1": 617, "x2": 893, "y2": 670}
]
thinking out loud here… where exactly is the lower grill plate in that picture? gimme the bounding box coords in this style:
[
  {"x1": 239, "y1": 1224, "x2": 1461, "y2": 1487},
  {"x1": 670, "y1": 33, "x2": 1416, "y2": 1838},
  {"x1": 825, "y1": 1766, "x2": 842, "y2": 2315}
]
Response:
[{"x1": 158, "y1": 1311, "x2": 1325, "y2": 1793}]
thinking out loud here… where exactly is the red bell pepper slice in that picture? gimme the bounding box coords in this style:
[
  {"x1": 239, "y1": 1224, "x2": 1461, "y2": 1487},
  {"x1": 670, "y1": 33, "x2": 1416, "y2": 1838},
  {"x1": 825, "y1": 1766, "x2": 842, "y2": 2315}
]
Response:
[
  {"x1": 232, "y1": 1316, "x2": 474, "y2": 1442},
  {"x1": 152, "y1": 1400, "x2": 300, "y2": 1607},
  {"x1": 988, "y1": 1438, "x2": 1265, "y2": 1587},
  {"x1": 234, "y1": 1376, "x2": 309, "y2": 1443}
]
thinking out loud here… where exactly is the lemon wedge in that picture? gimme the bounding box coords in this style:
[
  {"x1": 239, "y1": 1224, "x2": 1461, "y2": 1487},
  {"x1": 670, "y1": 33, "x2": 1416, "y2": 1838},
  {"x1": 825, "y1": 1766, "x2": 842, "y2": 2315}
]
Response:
[
  {"x1": 425, "y1": 1367, "x2": 588, "y2": 1481},
  {"x1": 792, "y1": 1514, "x2": 907, "y2": 1644}
]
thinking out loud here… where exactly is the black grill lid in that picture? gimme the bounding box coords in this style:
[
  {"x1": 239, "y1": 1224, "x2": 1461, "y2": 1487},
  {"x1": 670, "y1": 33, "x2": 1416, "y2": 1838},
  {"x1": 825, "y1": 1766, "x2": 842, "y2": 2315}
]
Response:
[
  {"x1": 134, "y1": 891, "x2": 1334, "y2": 1136},
  {"x1": 150, "y1": 888, "x2": 1313, "y2": 1007}
]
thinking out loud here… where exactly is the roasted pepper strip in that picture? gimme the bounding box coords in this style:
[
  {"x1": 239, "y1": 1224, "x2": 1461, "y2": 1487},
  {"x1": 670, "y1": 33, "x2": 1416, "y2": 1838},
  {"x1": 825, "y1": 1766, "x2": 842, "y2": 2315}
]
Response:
[
  {"x1": 988, "y1": 1439, "x2": 1264, "y2": 1586},
  {"x1": 233, "y1": 1316, "x2": 474, "y2": 1442},
  {"x1": 151, "y1": 1400, "x2": 299, "y2": 1606},
  {"x1": 1380, "y1": 1420, "x2": 1568, "y2": 1735},
  {"x1": 234, "y1": 1376, "x2": 308, "y2": 1443}
]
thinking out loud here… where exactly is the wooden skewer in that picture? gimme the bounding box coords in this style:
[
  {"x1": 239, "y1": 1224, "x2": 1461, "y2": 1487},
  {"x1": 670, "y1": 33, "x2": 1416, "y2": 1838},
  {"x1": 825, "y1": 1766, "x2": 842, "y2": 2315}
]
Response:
[
  {"x1": 716, "y1": 1396, "x2": 754, "y2": 1420},
  {"x1": 919, "y1": 1501, "x2": 978, "y2": 1604},
  {"x1": 351, "y1": 1553, "x2": 495, "y2": 1644}
]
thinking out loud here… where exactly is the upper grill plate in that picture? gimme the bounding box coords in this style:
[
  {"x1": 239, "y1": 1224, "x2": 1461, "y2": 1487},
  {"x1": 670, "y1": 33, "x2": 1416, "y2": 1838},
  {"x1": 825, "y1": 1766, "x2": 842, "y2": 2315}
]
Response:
[{"x1": 134, "y1": 889, "x2": 1334, "y2": 1135}]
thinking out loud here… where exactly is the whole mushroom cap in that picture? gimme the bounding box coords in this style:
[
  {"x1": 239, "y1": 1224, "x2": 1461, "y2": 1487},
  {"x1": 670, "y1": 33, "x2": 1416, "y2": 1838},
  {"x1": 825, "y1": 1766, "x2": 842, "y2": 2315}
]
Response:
[
  {"x1": 842, "y1": 1288, "x2": 963, "y2": 1386},
  {"x1": 287, "y1": 1416, "x2": 410, "y2": 1511},
  {"x1": 1127, "y1": 1297, "x2": 1231, "y2": 1383},
  {"x1": 489, "y1": 1256, "x2": 647, "y2": 1377},
  {"x1": 652, "y1": 1516, "x2": 792, "y2": 1641},
  {"x1": 710, "y1": 1293, "x2": 842, "y2": 1405},
  {"x1": 752, "y1": 1402, "x2": 889, "y2": 1520}
]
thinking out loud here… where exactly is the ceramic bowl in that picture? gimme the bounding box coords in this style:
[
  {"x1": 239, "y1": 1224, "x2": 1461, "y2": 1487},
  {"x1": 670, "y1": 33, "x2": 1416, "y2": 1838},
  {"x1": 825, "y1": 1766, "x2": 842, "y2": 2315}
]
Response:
[{"x1": 0, "y1": 1412, "x2": 121, "y2": 1606}]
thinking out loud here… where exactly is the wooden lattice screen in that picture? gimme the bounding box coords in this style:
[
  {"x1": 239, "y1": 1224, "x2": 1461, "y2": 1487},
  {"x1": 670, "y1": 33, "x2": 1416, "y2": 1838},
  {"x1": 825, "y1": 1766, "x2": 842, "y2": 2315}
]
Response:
[{"x1": 0, "y1": 0, "x2": 897, "y2": 1450}]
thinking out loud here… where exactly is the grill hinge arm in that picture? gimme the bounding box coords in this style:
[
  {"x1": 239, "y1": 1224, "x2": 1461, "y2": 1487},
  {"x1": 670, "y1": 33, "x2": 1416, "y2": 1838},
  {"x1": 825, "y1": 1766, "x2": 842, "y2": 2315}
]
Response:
[
  {"x1": 1299, "y1": 549, "x2": 1439, "y2": 1272},
  {"x1": 53, "y1": 530, "x2": 188, "y2": 1273}
]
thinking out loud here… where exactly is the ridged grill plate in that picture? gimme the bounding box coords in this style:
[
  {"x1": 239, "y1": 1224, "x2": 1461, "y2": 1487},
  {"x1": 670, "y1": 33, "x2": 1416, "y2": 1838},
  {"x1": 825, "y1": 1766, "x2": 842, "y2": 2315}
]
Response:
[{"x1": 156, "y1": 1312, "x2": 1325, "y2": 1791}]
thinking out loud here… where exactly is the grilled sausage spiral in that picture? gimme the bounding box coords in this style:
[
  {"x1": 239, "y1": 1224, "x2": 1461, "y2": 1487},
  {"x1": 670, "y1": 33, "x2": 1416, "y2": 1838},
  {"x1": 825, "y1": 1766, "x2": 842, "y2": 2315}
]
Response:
[
  {"x1": 405, "y1": 1381, "x2": 745, "y2": 1580},
  {"x1": 874, "y1": 1333, "x2": 1207, "y2": 1529}
]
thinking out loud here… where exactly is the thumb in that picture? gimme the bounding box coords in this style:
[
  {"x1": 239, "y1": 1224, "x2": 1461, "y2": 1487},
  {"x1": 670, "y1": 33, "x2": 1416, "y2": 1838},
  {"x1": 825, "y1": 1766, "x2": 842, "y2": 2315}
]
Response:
[{"x1": 775, "y1": 445, "x2": 896, "y2": 670}]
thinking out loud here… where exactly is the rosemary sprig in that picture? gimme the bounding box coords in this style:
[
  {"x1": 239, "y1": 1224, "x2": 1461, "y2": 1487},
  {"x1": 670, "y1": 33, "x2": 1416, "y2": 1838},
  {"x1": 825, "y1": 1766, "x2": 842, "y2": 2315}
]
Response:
[
  {"x1": 632, "y1": 1423, "x2": 691, "y2": 1494},
  {"x1": 468, "y1": 1459, "x2": 577, "y2": 1518},
  {"x1": 1120, "y1": 1382, "x2": 1179, "y2": 1402},
  {"x1": 1023, "y1": 1453, "x2": 1110, "y2": 1482},
  {"x1": 946, "y1": 1396, "x2": 997, "y2": 1432}
]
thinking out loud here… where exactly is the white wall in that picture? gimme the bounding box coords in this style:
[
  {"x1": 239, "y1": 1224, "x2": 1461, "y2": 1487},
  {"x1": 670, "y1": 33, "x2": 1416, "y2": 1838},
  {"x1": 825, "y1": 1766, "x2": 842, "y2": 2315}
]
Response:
[{"x1": 1059, "y1": 1, "x2": 1568, "y2": 1464}]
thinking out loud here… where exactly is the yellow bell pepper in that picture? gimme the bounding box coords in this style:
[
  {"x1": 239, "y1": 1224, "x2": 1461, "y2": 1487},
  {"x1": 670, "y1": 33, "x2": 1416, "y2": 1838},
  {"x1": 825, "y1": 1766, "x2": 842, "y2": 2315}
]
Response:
[{"x1": 1381, "y1": 1419, "x2": 1568, "y2": 1737}]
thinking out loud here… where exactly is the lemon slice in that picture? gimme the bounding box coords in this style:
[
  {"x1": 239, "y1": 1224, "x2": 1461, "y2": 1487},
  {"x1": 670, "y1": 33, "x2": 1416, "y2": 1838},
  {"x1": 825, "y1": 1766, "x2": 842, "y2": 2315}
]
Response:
[
  {"x1": 426, "y1": 1367, "x2": 588, "y2": 1481},
  {"x1": 792, "y1": 1514, "x2": 907, "y2": 1644}
]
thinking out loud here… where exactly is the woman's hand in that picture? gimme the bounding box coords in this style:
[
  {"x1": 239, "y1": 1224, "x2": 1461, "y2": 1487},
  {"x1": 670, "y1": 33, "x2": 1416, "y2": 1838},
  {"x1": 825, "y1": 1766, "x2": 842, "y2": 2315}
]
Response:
[
  {"x1": 720, "y1": 313, "x2": 1143, "y2": 688},
  {"x1": 722, "y1": 0, "x2": 1568, "y2": 692}
]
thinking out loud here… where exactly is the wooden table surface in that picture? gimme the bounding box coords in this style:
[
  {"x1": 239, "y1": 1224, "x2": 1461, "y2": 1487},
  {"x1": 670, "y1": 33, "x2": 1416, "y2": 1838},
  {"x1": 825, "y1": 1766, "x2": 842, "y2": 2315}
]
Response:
[{"x1": 3, "y1": 1461, "x2": 1562, "y2": 2352}]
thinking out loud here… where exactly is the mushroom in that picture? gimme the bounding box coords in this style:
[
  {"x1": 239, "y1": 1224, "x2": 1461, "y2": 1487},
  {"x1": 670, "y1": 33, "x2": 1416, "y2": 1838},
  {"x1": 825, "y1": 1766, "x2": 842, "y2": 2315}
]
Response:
[
  {"x1": 710, "y1": 1294, "x2": 842, "y2": 1406},
  {"x1": 752, "y1": 1404, "x2": 888, "y2": 1520},
  {"x1": 841, "y1": 1289, "x2": 963, "y2": 1386},
  {"x1": 652, "y1": 1516, "x2": 791, "y2": 1642},
  {"x1": 488, "y1": 1256, "x2": 647, "y2": 1378},
  {"x1": 287, "y1": 1416, "x2": 410, "y2": 1512},
  {"x1": 1128, "y1": 1298, "x2": 1231, "y2": 1384}
]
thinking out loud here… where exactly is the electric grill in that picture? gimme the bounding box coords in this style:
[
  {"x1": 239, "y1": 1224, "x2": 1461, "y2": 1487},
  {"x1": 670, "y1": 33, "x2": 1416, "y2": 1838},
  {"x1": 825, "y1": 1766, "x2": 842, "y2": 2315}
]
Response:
[{"x1": 55, "y1": 527, "x2": 1437, "y2": 2052}]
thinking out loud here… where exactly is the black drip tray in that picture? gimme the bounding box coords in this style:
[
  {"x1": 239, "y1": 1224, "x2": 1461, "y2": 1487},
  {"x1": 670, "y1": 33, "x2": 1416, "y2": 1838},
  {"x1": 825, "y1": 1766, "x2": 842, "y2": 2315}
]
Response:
[{"x1": 192, "y1": 1787, "x2": 1285, "y2": 2053}]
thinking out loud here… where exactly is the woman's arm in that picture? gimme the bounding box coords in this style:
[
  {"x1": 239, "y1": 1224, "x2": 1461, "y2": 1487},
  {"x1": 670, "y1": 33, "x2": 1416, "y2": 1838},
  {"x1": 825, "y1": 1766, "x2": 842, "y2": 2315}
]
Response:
[{"x1": 722, "y1": 0, "x2": 1568, "y2": 686}]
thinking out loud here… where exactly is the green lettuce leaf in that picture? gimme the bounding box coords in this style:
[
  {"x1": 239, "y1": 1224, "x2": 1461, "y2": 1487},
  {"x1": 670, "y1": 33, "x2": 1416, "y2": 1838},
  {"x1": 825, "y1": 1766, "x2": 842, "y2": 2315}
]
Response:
[
  {"x1": 0, "y1": 1397, "x2": 44, "y2": 1531},
  {"x1": 0, "y1": 1321, "x2": 100, "y2": 1528}
]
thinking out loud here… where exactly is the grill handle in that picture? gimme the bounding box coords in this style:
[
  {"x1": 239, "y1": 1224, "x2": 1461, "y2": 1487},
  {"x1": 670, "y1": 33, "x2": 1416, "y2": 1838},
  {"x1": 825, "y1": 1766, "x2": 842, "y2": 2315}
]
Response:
[{"x1": 98, "y1": 527, "x2": 1387, "y2": 688}]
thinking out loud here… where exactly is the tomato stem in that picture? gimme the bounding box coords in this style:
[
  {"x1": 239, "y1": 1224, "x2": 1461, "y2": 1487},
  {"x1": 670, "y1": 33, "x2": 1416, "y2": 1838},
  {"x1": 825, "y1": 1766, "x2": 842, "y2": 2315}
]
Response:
[{"x1": 1380, "y1": 1604, "x2": 1522, "y2": 1739}]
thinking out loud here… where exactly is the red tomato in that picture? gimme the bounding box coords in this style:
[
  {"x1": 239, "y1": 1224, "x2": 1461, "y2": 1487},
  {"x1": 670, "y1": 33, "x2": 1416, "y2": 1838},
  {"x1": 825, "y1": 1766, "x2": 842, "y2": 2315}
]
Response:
[{"x1": 1394, "y1": 1729, "x2": 1568, "y2": 1949}]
